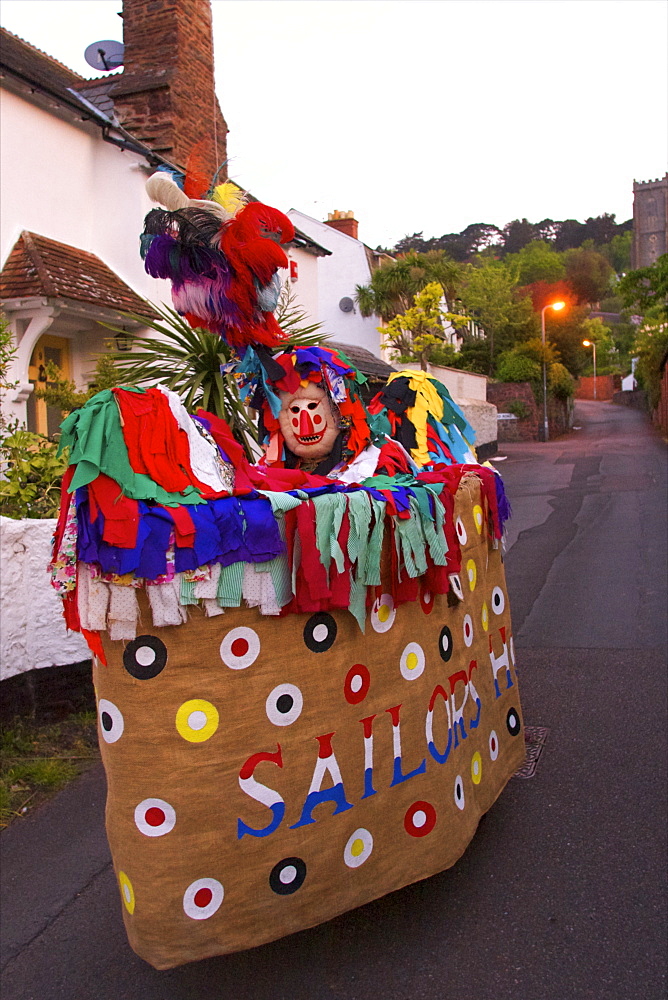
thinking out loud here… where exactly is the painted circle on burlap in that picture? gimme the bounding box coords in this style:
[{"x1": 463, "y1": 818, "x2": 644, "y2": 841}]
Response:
[
  {"x1": 481, "y1": 602, "x2": 489, "y2": 632},
  {"x1": 506, "y1": 707, "x2": 521, "y2": 737},
  {"x1": 183, "y1": 877, "x2": 224, "y2": 919},
  {"x1": 463, "y1": 614, "x2": 474, "y2": 647},
  {"x1": 438, "y1": 625, "x2": 454, "y2": 663},
  {"x1": 266, "y1": 684, "x2": 303, "y2": 726},
  {"x1": 466, "y1": 559, "x2": 477, "y2": 592},
  {"x1": 491, "y1": 586, "x2": 506, "y2": 615},
  {"x1": 270, "y1": 857, "x2": 307, "y2": 895},
  {"x1": 118, "y1": 870, "x2": 135, "y2": 914},
  {"x1": 176, "y1": 699, "x2": 219, "y2": 743},
  {"x1": 489, "y1": 730, "x2": 499, "y2": 761},
  {"x1": 371, "y1": 593, "x2": 396, "y2": 633},
  {"x1": 220, "y1": 626, "x2": 260, "y2": 670},
  {"x1": 420, "y1": 587, "x2": 434, "y2": 615},
  {"x1": 456, "y1": 517, "x2": 467, "y2": 545},
  {"x1": 404, "y1": 801, "x2": 437, "y2": 837},
  {"x1": 98, "y1": 698, "x2": 124, "y2": 744},
  {"x1": 303, "y1": 612, "x2": 337, "y2": 652},
  {"x1": 449, "y1": 574, "x2": 464, "y2": 601},
  {"x1": 400, "y1": 642, "x2": 425, "y2": 681},
  {"x1": 454, "y1": 775, "x2": 465, "y2": 810},
  {"x1": 134, "y1": 797, "x2": 176, "y2": 837},
  {"x1": 344, "y1": 664, "x2": 370, "y2": 705},
  {"x1": 123, "y1": 635, "x2": 167, "y2": 680},
  {"x1": 344, "y1": 828, "x2": 374, "y2": 868},
  {"x1": 473, "y1": 504, "x2": 484, "y2": 534},
  {"x1": 471, "y1": 751, "x2": 483, "y2": 785}
]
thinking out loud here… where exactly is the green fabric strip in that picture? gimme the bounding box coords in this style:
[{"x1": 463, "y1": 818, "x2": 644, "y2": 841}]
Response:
[
  {"x1": 363, "y1": 497, "x2": 385, "y2": 586},
  {"x1": 217, "y1": 561, "x2": 244, "y2": 607},
  {"x1": 348, "y1": 570, "x2": 367, "y2": 633},
  {"x1": 180, "y1": 576, "x2": 198, "y2": 606}
]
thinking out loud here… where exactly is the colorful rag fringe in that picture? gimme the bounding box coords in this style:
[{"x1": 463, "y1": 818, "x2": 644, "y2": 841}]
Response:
[
  {"x1": 369, "y1": 370, "x2": 477, "y2": 468},
  {"x1": 50, "y1": 381, "x2": 511, "y2": 655}
]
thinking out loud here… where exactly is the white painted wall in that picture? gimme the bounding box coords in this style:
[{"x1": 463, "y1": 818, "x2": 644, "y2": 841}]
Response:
[
  {"x1": 0, "y1": 88, "x2": 165, "y2": 301},
  {"x1": 0, "y1": 517, "x2": 89, "y2": 678},
  {"x1": 286, "y1": 210, "x2": 381, "y2": 355}
]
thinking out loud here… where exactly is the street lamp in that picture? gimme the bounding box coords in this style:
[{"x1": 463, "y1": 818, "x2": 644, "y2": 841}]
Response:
[
  {"x1": 582, "y1": 339, "x2": 597, "y2": 400},
  {"x1": 540, "y1": 301, "x2": 565, "y2": 442}
]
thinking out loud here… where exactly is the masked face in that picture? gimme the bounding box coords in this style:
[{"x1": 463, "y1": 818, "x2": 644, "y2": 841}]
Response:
[{"x1": 278, "y1": 383, "x2": 340, "y2": 460}]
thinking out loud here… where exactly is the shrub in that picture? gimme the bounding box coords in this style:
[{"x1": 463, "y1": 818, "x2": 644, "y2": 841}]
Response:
[
  {"x1": 496, "y1": 352, "x2": 542, "y2": 384},
  {"x1": 506, "y1": 399, "x2": 530, "y2": 420},
  {"x1": 548, "y1": 362, "x2": 576, "y2": 400},
  {"x1": 0, "y1": 425, "x2": 68, "y2": 519}
]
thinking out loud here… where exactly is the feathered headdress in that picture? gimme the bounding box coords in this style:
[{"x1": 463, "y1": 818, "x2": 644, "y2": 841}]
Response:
[{"x1": 140, "y1": 164, "x2": 295, "y2": 351}]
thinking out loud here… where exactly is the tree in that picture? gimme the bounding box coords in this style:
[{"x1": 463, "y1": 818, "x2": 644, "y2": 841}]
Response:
[
  {"x1": 501, "y1": 219, "x2": 538, "y2": 255},
  {"x1": 381, "y1": 282, "x2": 469, "y2": 370},
  {"x1": 458, "y1": 259, "x2": 536, "y2": 371},
  {"x1": 564, "y1": 246, "x2": 614, "y2": 304},
  {"x1": 356, "y1": 251, "x2": 465, "y2": 321},
  {"x1": 509, "y1": 240, "x2": 567, "y2": 286},
  {"x1": 632, "y1": 320, "x2": 668, "y2": 409},
  {"x1": 618, "y1": 254, "x2": 668, "y2": 320}
]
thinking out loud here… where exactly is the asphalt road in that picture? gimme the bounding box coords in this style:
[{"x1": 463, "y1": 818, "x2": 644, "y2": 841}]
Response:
[{"x1": 1, "y1": 400, "x2": 666, "y2": 1000}]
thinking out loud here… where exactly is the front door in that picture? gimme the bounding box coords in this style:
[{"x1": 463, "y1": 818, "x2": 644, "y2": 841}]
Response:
[{"x1": 26, "y1": 335, "x2": 71, "y2": 438}]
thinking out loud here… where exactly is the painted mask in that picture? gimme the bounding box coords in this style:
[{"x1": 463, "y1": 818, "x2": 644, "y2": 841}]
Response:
[{"x1": 278, "y1": 383, "x2": 340, "y2": 460}]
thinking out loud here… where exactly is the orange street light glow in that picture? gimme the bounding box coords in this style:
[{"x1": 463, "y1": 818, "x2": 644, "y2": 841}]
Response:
[
  {"x1": 551, "y1": 301, "x2": 565, "y2": 311},
  {"x1": 582, "y1": 339, "x2": 592, "y2": 346}
]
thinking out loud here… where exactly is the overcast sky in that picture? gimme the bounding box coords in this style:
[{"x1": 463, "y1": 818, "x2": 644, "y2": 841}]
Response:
[{"x1": 2, "y1": 0, "x2": 666, "y2": 249}]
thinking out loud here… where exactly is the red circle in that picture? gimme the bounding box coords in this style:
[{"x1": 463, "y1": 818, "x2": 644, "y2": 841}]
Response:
[
  {"x1": 344, "y1": 664, "x2": 370, "y2": 705},
  {"x1": 465, "y1": 622, "x2": 471, "y2": 639},
  {"x1": 313, "y1": 414, "x2": 322, "y2": 425},
  {"x1": 292, "y1": 418, "x2": 299, "y2": 427},
  {"x1": 193, "y1": 887, "x2": 213, "y2": 908},
  {"x1": 404, "y1": 800, "x2": 437, "y2": 838},
  {"x1": 491, "y1": 736, "x2": 497, "y2": 752},
  {"x1": 145, "y1": 807, "x2": 165, "y2": 827},
  {"x1": 230, "y1": 637, "x2": 249, "y2": 658},
  {"x1": 420, "y1": 586, "x2": 434, "y2": 615}
]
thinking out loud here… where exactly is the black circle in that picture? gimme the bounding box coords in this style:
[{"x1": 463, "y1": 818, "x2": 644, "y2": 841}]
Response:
[
  {"x1": 303, "y1": 612, "x2": 337, "y2": 653},
  {"x1": 101, "y1": 712, "x2": 113, "y2": 732},
  {"x1": 276, "y1": 694, "x2": 294, "y2": 715},
  {"x1": 269, "y1": 857, "x2": 307, "y2": 896},
  {"x1": 455, "y1": 779, "x2": 463, "y2": 801},
  {"x1": 492, "y1": 588, "x2": 504, "y2": 611},
  {"x1": 506, "y1": 707, "x2": 521, "y2": 737},
  {"x1": 123, "y1": 635, "x2": 168, "y2": 680},
  {"x1": 438, "y1": 625, "x2": 454, "y2": 662}
]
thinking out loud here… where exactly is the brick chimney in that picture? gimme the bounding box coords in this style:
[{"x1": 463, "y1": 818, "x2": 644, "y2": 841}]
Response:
[
  {"x1": 325, "y1": 210, "x2": 359, "y2": 241},
  {"x1": 111, "y1": 0, "x2": 227, "y2": 180}
]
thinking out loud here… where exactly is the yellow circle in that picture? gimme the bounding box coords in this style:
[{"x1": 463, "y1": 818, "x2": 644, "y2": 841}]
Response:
[
  {"x1": 406, "y1": 652, "x2": 419, "y2": 671},
  {"x1": 378, "y1": 604, "x2": 390, "y2": 623},
  {"x1": 351, "y1": 838, "x2": 365, "y2": 858},
  {"x1": 466, "y1": 559, "x2": 477, "y2": 591},
  {"x1": 471, "y1": 751, "x2": 483, "y2": 785},
  {"x1": 175, "y1": 699, "x2": 219, "y2": 743},
  {"x1": 119, "y1": 871, "x2": 135, "y2": 914},
  {"x1": 473, "y1": 505, "x2": 483, "y2": 533},
  {"x1": 481, "y1": 603, "x2": 489, "y2": 631}
]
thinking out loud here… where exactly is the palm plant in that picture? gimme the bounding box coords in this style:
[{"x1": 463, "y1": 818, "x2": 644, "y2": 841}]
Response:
[
  {"x1": 103, "y1": 288, "x2": 325, "y2": 459},
  {"x1": 355, "y1": 251, "x2": 465, "y2": 322}
]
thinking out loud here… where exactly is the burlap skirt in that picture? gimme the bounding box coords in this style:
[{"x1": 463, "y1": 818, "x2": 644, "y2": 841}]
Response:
[{"x1": 94, "y1": 481, "x2": 524, "y2": 969}]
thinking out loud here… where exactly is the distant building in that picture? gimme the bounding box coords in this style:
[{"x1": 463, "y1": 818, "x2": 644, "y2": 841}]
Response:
[{"x1": 632, "y1": 173, "x2": 668, "y2": 269}]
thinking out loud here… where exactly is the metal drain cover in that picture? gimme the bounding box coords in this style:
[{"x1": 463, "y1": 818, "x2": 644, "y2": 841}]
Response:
[{"x1": 513, "y1": 726, "x2": 549, "y2": 779}]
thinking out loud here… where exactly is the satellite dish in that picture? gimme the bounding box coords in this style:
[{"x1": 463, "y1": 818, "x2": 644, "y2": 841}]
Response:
[
  {"x1": 339, "y1": 297, "x2": 354, "y2": 313},
  {"x1": 84, "y1": 40, "x2": 125, "y2": 72}
]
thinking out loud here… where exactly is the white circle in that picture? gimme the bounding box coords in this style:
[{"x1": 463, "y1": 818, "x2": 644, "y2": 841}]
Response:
[
  {"x1": 134, "y1": 797, "x2": 176, "y2": 837},
  {"x1": 188, "y1": 710, "x2": 207, "y2": 731},
  {"x1": 463, "y1": 614, "x2": 474, "y2": 647},
  {"x1": 183, "y1": 877, "x2": 224, "y2": 920},
  {"x1": 279, "y1": 865, "x2": 297, "y2": 885},
  {"x1": 220, "y1": 627, "x2": 260, "y2": 670},
  {"x1": 510, "y1": 636, "x2": 516, "y2": 666},
  {"x1": 400, "y1": 642, "x2": 426, "y2": 681},
  {"x1": 456, "y1": 517, "x2": 468, "y2": 545},
  {"x1": 489, "y1": 730, "x2": 499, "y2": 761},
  {"x1": 135, "y1": 645, "x2": 156, "y2": 666},
  {"x1": 312, "y1": 623, "x2": 329, "y2": 643},
  {"x1": 492, "y1": 586, "x2": 506, "y2": 615},
  {"x1": 454, "y1": 776, "x2": 465, "y2": 811},
  {"x1": 266, "y1": 683, "x2": 304, "y2": 726},
  {"x1": 344, "y1": 828, "x2": 374, "y2": 869},
  {"x1": 351, "y1": 674, "x2": 363, "y2": 693},
  {"x1": 449, "y1": 574, "x2": 464, "y2": 601},
  {"x1": 98, "y1": 699, "x2": 124, "y2": 744},
  {"x1": 413, "y1": 810, "x2": 427, "y2": 828},
  {"x1": 123, "y1": 885, "x2": 131, "y2": 903},
  {"x1": 371, "y1": 593, "x2": 396, "y2": 633}
]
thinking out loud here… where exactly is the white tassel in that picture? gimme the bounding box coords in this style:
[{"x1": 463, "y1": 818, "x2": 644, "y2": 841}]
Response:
[{"x1": 145, "y1": 173, "x2": 190, "y2": 211}]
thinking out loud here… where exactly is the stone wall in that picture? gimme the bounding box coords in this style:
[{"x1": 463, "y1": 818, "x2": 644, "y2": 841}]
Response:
[{"x1": 487, "y1": 382, "x2": 573, "y2": 441}]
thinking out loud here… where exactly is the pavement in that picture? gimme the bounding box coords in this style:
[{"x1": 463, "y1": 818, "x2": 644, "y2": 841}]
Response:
[{"x1": 1, "y1": 399, "x2": 666, "y2": 1000}]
